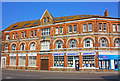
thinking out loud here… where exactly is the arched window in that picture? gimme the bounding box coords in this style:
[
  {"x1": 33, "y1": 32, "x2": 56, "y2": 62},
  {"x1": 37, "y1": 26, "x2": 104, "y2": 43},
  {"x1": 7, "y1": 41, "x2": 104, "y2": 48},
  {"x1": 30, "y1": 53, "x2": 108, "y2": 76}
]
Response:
[
  {"x1": 47, "y1": 17, "x2": 49, "y2": 22},
  {"x1": 21, "y1": 43, "x2": 25, "y2": 50},
  {"x1": 12, "y1": 44, "x2": 16, "y2": 51},
  {"x1": 43, "y1": 18, "x2": 46, "y2": 23},
  {"x1": 100, "y1": 38, "x2": 108, "y2": 47},
  {"x1": 84, "y1": 38, "x2": 93, "y2": 47},
  {"x1": 5, "y1": 43, "x2": 9, "y2": 51},
  {"x1": 55, "y1": 40, "x2": 63, "y2": 49},
  {"x1": 69, "y1": 39, "x2": 77, "y2": 48},
  {"x1": 30, "y1": 42, "x2": 36, "y2": 50},
  {"x1": 114, "y1": 38, "x2": 120, "y2": 47}
]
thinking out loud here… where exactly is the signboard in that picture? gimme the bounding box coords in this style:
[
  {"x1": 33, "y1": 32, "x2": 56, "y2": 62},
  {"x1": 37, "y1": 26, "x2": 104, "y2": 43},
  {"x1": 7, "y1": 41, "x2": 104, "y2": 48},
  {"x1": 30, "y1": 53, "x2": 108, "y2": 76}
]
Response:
[
  {"x1": 53, "y1": 53, "x2": 64, "y2": 56},
  {"x1": 28, "y1": 53, "x2": 37, "y2": 56},
  {"x1": 18, "y1": 54, "x2": 26, "y2": 56},
  {"x1": 99, "y1": 55, "x2": 120, "y2": 60},
  {"x1": 82, "y1": 52, "x2": 95, "y2": 55},
  {"x1": 41, "y1": 56, "x2": 49, "y2": 59},
  {"x1": 40, "y1": 53, "x2": 49, "y2": 55},
  {"x1": 67, "y1": 53, "x2": 79, "y2": 56},
  {"x1": 9, "y1": 54, "x2": 17, "y2": 56}
]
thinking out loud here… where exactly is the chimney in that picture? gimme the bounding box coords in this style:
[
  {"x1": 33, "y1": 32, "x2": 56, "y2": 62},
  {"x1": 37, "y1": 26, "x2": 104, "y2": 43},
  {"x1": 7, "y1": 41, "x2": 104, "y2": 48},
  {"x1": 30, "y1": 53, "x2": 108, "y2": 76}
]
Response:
[{"x1": 104, "y1": 9, "x2": 109, "y2": 17}]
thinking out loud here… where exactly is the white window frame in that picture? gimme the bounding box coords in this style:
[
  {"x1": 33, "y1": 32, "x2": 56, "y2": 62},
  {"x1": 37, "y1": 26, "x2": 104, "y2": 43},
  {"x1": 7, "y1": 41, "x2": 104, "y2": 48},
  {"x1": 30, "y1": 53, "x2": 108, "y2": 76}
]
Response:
[
  {"x1": 69, "y1": 39, "x2": 77, "y2": 48},
  {"x1": 16, "y1": 33, "x2": 17, "y2": 39},
  {"x1": 55, "y1": 27, "x2": 58, "y2": 34},
  {"x1": 103, "y1": 23, "x2": 106, "y2": 31},
  {"x1": 60, "y1": 27, "x2": 63, "y2": 34},
  {"x1": 55, "y1": 40, "x2": 63, "y2": 49},
  {"x1": 10, "y1": 56, "x2": 16, "y2": 66},
  {"x1": 100, "y1": 38, "x2": 108, "y2": 47},
  {"x1": 84, "y1": 38, "x2": 93, "y2": 48},
  {"x1": 41, "y1": 41, "x2": 50, "y2": 51},
  {"x1": 34, "y1": 30, "x2": 37, "y2": 37},
  {"x1": 24, "y1": 31, "x2": 26, "y2": 38},
  {"x1": 6, "y1": 34, "x2": 9, "y2": 40},
  {"x1": 18, "y1": 56, "x2": 26, "y2": 66},
  {"x1": 88, "y1": 23, "x2": 92, "y2": 31},
  {"x1": 83, "y1": 24, "x2": 87, "y2": 32},
  {"x1": 69, "y1": 26, "x2": 72, "y2": 33},
  {"x1": 31, "y1": 31, "x2": 33, "y2": 37},
  {"x1": 47, "y1": 17, "x2": 49, "y2": 22},
  {"x1": 5, "y1": 43, "x2": 8, "y2": 51},
  {"x1": 114, "y1": 38, "x2": 120, "y2": 47},
  {"x1": 54, "y1": 56, "x2": 64, "y2": 67},
  {"x1": 30, "y1": 43, "x2": 36, "y2": 50},
  {"x1": 113, "y1": 24, "x2": 116, "y2": 32},
  {"x1": 20, "y1": 43, "x2": 25, "y2": 51},
  {"x1": 41, "y1": 28, "x2": 50, "y2": 36},
  {"x1": 99, "y1": 23, "x2": 102, "y2": 31},
  {"x1": 13, "y1": 33, "x2": 14, "y2": 39},
  {"x1": 21, "y1": 32, "x2": 23, "y2": 38},
  {"x1": 28, "y1": 56, "x2": 36, "y2": 67},
  {"x1": 117, "y1": 24, "x2": 120, "y2": 32},
  {"x1": 12, "y1": 44, "x2": 16, "y2": 51},
  {"x1": 73, "y1": 25, "x2": 77, "y2": 32}
]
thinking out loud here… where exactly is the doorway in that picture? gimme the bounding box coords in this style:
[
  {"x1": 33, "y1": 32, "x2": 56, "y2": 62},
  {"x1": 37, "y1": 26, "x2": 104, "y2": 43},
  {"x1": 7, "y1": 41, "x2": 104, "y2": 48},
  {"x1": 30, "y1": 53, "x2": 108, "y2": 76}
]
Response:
[
  {"x1": 41, "y1": 57, "x2": 49, "y2": 70},
  {"x1": 75, "y1": 60, "x2": 79, "y2": 71}
]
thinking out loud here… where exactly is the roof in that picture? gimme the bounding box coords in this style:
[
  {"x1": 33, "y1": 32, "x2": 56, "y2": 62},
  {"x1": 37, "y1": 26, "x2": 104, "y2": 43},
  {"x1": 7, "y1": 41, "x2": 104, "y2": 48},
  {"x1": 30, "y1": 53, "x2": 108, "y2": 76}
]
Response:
[{"x1": 3, "y1": 14, "x2": 119, "y2": 31}]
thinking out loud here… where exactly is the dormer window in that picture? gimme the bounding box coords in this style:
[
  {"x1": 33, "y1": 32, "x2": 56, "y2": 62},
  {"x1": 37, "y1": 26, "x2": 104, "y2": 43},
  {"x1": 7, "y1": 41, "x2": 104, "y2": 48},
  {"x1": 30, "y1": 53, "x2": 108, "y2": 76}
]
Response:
[
  {"x1": 43, "y1": 18, "x2": 46, "y2": 23},
  {"x1": 47, "y1": 17, "x2": 49, "y2": 22}
]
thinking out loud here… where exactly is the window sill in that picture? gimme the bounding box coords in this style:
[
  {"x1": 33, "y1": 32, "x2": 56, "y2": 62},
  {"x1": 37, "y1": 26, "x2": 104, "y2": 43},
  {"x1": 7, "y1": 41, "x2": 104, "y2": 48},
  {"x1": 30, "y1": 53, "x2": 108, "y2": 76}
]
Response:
[{"x1": 27, "y1": 66, "x2": 38, "y2": 67}]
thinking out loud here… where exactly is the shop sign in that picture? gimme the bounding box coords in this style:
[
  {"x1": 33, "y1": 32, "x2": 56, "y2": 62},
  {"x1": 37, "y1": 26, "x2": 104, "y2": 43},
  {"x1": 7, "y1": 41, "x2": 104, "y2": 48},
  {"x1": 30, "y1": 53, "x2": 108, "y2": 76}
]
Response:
[
  {"x1": 40, "y1": 53, "x2": 49, "y2": 55},
  {"x1": 18, "y1": 54, "x2": 26, "y2": 56},
  {"x1": 101, "y1": 56, "x2": 108, "y2": 59},
  {"x1": 82, "y1": 52, "x2": 95, "y2": 55},
  {"x1": 41, "y1": 56, "x2": 49, "y2": 59},
  {"x1": 28, "y1": 53, "x2": 37, "y2": 56},
  {"x1": 53, "y1": 53, "x2": 64, "y2": 56},
  {"x1": 9, "y1": 54, "x2": 17, "y2": 56},
  {"x1": 67, "y1": 53, "x2": 79, "y2": 56}
]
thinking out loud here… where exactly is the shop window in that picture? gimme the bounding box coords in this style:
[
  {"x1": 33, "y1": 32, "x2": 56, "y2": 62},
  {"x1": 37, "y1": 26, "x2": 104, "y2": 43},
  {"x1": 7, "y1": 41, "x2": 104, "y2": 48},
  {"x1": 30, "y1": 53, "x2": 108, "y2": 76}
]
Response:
[
  {"x1": 113, "y1": 24, "x2": 116, "y2": 32},
  {"x1": 54, "y1": 56, "x2": 64, "y2": 67},
  {"x1": 41, "y1": 41, "x2": 50, "y2": 50},
  {"x1": 82, "y1": 55, "x2": 95, "y2": 67},
  {"x1": 41, "y1": 28, "x2": 50, "y2": 36},
  {"x1": 99, "y1": 60, "x2": 110, "y2": 69},
  {"x1": 119, "y1": 60, "x2": 120, "y2": 69},
  {"x1": 69, "y1": 39, "x2": 77, "y2": 48},
  {"x1": 84, "y1": 38, "x2": 93, "y2": 47},
  {"x1": 20, "y1": 43, "x2": 25, "y2": 50},
  {"x1": 69, "y1": 25, "x2": 72, "y2": 33},
  {"x1": 10, "y1": 56, "x2": 16, "y2": 66},
  {"x1": 83, "y1": 24, "x2": 87, "y2": 32},
  {"x1": 114, "y1": 38, "x2": 120, "y2": 47},
  {"x1": 88, "y1": 23, "x2": 92, "y2": 31},
  {"x1": 30, "y1": 42, "x2": 36, "y2": 50},
  {"x1": 19, "y1": 56, "x2": 26, "y2": 66},
  {"x1": 5, "y1": 43, "x2": 8, "y2": 51},
  {"x1": 99, "y1": 23, "x2": 102, "y2": 31},
  {"x1": 67, "y1": 56, "x2": 73, "y2": 67},
  {"x1": 28, "y1": 56, "x2": 36, "y2": 66},
  {"x1": 100, "y1": 38, "x2": 108, "y2": 47},
  {"x1": 12, "y1": 44, "x2": 16, "y2": 51},
  {"x1": 60, "y1": 27, "x2": 63, "y2": 34},
  {"x1": 55, "y1": 27, "x2": 58, "y2": 34},
  {"x1": 103, "y1": 23, "x2": 106, "y2": 31},
  {"x1": 6, "y1": 34, "x2": 9, "y2": 40},
  {"x1": 115, "y1": 60, "x2": 118, "y2": 69},
  {"x1": 73, "y1": 25, "x2": 77, "y2": 32},
  {"x1": 55, "y1": 40, "x2": 63, "y2": 49}
]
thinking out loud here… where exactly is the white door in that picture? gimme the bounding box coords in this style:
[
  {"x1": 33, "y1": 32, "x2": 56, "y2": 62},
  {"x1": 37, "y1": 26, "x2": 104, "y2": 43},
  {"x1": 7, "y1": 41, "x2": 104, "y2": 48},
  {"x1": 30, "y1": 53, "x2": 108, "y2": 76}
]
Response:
[{"x1": 1, "y1": 57, "x2": 6, "y2": 68}]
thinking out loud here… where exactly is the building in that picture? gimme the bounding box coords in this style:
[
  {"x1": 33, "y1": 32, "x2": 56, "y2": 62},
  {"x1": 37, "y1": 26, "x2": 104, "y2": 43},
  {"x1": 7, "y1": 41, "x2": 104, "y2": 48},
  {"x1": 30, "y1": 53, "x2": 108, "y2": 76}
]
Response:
[{"x1": 1, "y1": 9, "x2": 120, "y2": 71}]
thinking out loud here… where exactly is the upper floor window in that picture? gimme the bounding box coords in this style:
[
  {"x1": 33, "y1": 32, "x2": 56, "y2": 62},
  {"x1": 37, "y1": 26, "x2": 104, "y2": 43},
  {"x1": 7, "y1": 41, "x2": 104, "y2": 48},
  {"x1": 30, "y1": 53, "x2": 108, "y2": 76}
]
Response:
[
  {"x1": 99, "y1": 23, "x2": 102, "y2": 31},
  {"x1": 83, "y1": 24, "x2": 87, "y2": 32},
  {"x1": 88, "y1": 23, "x2": 92, "y2": 31},
  {"x1": 117, "y1": 24, "x2": 120, "y2": 32},
  {"x1": 25, "y1": 31, "x2": 26, "y2": 38},
  {"x1": 69, "y1": 25, "x2": 72, "y2": 33},
  {"x1": 73, "y1": 25, "x2": 77, "y2": 32},
  {"x1": 16, "y1": 33, "x2": 17, "y2": 39},
  {"x1": 12, "y1": 44, "x2": 16, "y2": 51},
  {"x1": 69, "y1": 39, "x2": 77, "y2": 48},
  {"x1": 6, "y1": 34, "x2": 9, "y2": 40},
  {"x1": 47, "y1": 17, "x2": 49, "y2": 22},
  {"x1": 84, "y1": 38, "x2": 93, "y2": 47},
  {"x1": 34, "y1": 30, "x2": 37, "y2": 36},
  {"x1": 100, "y1": 38, "x2": 108, "y2": 47},
  {"x1": 41, "y1": 41, "x2": 50, "y2": 50},
  {"x1": 114, "y1": 38, "x2": 120, "y2": 47},
  {"x1": 41, "y1": 28, "x2": 50, "y2": 36},
  {"x1": 31, "y1": 31, "x2": 33, "y2": 37},
  {"x1": 20, "y1": 43, "x2": 25, "y2": 50},
  {"x1": 43, "y1": 18, "x2": 46, "y2": 23},
  {"x1": 55, "y1": 40, "x2": 63, "y2": 49},
  {"x1": 103, "y1": 23, "x2": 106, "y2": 31},
  {"x1": 30, "y1": 42, "x2": 36, "y2": 50},
  {"x1": 55, "y1": 27, "x2": 58, "y2": 34},
  {"x1": 113, "y1": 24, "x2": 116, "y2": 32},
  {"x1": 13, "y1": 33, "x2": 14, "y2": 39},
  {"x1": 21, "y1": 32, "x2": 23, "y2": 38},
  {"x1": 5, "y1": 43, "x2": 8, "y2": 51},
  {"x1": 60, "y1": 27, "x2": 63, "y2": 34}
]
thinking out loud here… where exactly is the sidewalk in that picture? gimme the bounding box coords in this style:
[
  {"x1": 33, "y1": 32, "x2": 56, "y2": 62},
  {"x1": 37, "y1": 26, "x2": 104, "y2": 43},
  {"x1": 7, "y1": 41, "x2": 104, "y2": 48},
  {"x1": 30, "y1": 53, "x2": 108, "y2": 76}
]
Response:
[{"x1": 2, "y1": 68, "x2": 119, "y2": 74}]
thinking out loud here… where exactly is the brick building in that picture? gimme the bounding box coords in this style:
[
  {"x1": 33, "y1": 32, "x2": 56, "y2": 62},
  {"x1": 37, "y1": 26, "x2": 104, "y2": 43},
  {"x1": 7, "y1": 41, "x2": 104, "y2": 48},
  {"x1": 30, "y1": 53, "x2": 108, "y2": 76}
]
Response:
[{"x1": 1, "y1": 9, "x2": 120, "y2": 71}]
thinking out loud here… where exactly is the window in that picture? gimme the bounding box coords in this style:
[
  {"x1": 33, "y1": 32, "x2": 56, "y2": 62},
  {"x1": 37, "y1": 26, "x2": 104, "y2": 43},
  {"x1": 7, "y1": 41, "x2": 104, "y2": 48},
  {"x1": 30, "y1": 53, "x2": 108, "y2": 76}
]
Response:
[
  {"x1": 82, "y1": 55, "x2": 95, "y2": 67},
  {"x1": 103, "y1": 23, "x2": 106, "y2": 31},
  {"x1": 28, "y1": 56, "x2": 36, "y2": 66},
  {"x1": 60, "y1": 27, "x2": 63, "y2": 34},
  {"x1": 114, "y1": 38, "x2": 120, "y2": 47},
  {"x1": 84, "y1": 38, "x2": 93, "y2": 47},
  {"x1": 73, "y1": 25, "x2": 77, "y2": 32},
  {"x1": 88, "y1": 23, "x2": 92, "y2": 31},
  {"x1": 19, "y1": 56, "x2": 26, "y2": 66},
  {"x1": 41, "y1": 41, "x2": 50, "y2": 50},
  {"x1": 43, "y1": 18, "x2": 46, "y2": 23},
  {"x1": 20, "y1": 43, "x2": 25, "y2": 50},
  {"x1": 69, "y1": 25, "x2": 72, "y2": 33},
  {"x1": 83, "y1": 24, "x2": 87, "y2": 32},
  {"x1": 47, "y1": 17, "x2": 49, "y2": 22},
  {"x1": 31, "y1": 31, "x2": 33, "y2": 37},
  {"x1": 54, "y1": 56, "x2": 64, "y2": 67},
  {"x1": 99, "y1": 23, "x2": 102, "y2": 31},
  {"x1": 55, "y1": 27, "x2": 58, "y2": 34},
  {"x1": 113, "y1": 24, "x2": 116, "y2": 32},
  {"x1": 30, "y1": 42, "x2": 36, "y2": 50},
  {"x1": 16, "y1": 33, "x2": 17, "y2": 39},
  {"x1": 69, "y1": 39, "x2": 77, "y2": 48},
  {"x1": 25, "y1": 31, "x2": 26, "y2": 38},
  {"x1": 13, "y1": 33, "x2": 14, "y2": 39},
  {"x1": 99, "y1": 60, "x2": 110, "y2": 69},
  {"x1": 5, "y1": 43, "x2": 8, "y2": 51},
  {"x1": 41, "y1": 28, "x2": 50, "y2": 36},
  {"x1": 100, "y1": 38, "x2": 108, "y2": 47},
  {"x1": 55, "y1": 40, "x2": 63, "y2": 49},
  {"x1": 67, "y1": 56, "x2": 73, "y2": 67},
  {"x1": 21, "y1": 32, "x2": 23, "y2": 38},
  {"x1": 117, "y1": 24, "x2": 120, "y2": 32},
  {"x1": 12, "y1": 44, "x2": 16, "y2": 51},
  {"x1": 6, "y1": 34, "x2": 9, "y2": 40},
  {"x1": 10, "y1": 56, "x2": 16, "y2": 65},
  {"x1": 34, "y1": 30, "x2": 37, "y2": 36}
]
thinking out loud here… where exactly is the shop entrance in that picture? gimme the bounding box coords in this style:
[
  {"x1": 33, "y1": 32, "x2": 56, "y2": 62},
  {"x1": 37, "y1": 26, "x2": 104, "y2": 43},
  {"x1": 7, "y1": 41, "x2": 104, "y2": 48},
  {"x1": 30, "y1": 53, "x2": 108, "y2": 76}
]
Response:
[
  {"x1": 75, "y1": 60, "x2": 79, "y2": 71},
  {"x1": 41, "y1": 57, "x2": 49, "y2": 70},
  {"x1": 115, "y1": 60, "x2": 119, "y2": 71}
]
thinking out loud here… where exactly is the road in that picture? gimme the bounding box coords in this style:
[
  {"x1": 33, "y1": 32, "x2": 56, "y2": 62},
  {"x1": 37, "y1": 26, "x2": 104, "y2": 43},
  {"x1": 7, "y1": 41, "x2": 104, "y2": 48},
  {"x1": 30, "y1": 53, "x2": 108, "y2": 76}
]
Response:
[{"x1": 1, "y1": 69, "x2": 120, "y2": 80}]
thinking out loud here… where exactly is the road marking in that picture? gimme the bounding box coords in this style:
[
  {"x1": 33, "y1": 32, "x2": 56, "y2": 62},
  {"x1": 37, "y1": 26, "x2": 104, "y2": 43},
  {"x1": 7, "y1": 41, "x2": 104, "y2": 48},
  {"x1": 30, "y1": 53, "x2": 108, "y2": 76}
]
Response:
[{"x1": 5, "y1": 77, "x2": 12, "y2": 79}]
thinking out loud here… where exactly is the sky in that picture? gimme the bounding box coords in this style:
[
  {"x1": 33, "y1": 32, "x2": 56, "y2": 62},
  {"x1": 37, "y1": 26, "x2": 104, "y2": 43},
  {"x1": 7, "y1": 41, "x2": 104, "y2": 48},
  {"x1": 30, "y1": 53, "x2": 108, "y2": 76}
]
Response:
[{"x1": 2, "y1": 2, "x2": 119, "y2": 30}]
